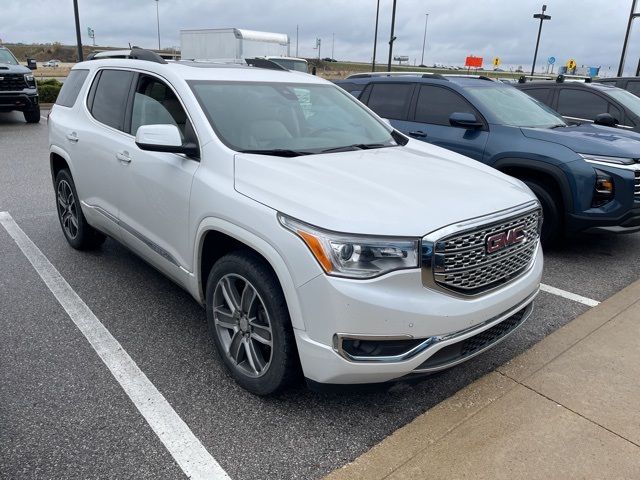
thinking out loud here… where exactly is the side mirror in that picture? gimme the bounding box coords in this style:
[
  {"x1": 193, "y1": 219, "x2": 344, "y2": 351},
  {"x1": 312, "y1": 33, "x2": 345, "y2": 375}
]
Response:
[
  {"x1": 135, "y1": 124, "x2": 199, "y2": 157},
  {"x1": 594, "y1": 113, "x2": 618, "y2": 128},
  {"x1": 449, "y1": 112, "x2": 483, "y2": 129}
]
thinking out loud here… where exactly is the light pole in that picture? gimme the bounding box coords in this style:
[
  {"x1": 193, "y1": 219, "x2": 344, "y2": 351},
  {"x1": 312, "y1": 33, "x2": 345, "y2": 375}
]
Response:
[
  {"x1": 73, "y1": 0, "x2": 83, "y2": 62},
  {"x1": 387, "y1": 0, "x2": 398, "y2": 72},
  {"x1": 331, "y1": 32, "x2": 335, "y2": 60},
  {"x1": 296, "y1": 25, "x2": 299, "y2": 57},
  {"x1": 420, "y1": 13, "x2": 429, "y2": 67},
  {"x1": 531, "y1": 4, "x2": 551, "y2": 75},
  {"x1": 372, "y1": 0, "x2": 380, "y2": 71},
  {"x1": 155, "y1": 0, "x2": 161, "y2": 51},
  {"x1": 618, "y1": 0, "x2": 639, "y2": 76}
]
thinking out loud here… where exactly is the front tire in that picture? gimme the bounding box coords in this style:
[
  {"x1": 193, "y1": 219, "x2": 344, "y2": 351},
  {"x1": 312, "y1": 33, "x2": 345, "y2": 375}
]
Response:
[
  {"x1": 23, "y1": 106, "x2": 41, "y2": 124},
  {"x1": 205, "y1": 251, "x2": 299, "y2": 395},
  {"x1": 55, "y1": 169, "x2": 106, "y2": 250},
  {"x1": 524, "y1": 179, "x2": 562, "y2": 247}
]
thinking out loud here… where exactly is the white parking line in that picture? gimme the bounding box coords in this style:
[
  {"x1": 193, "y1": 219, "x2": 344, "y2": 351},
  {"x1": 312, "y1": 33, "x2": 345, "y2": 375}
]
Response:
[
  {"x1": 540, "y1": 283, "x2": 600, "y2": 307},
  {"x1": 0, "y1": 212, "x2": 230, "y2": 480}
]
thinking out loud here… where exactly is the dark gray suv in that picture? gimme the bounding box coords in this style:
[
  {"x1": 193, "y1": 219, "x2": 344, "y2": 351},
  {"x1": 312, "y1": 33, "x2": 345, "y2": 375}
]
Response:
[{"x1": 0, "y1": 46, "x2": 40, "y2": 123}]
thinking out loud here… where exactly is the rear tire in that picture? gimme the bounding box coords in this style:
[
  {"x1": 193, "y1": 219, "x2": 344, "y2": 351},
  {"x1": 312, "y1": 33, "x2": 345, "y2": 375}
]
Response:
[
  {"x1": 205, "y1": 251, "x2": 299, "y2": 395},
  {"x1": 23, "y1": 106, "x2": 41, "y2": 124},
  {"x1": 54, "y1": 169, "x2": 106, "y2": 250},
  {"x1": 523, "y1": 179, "x2": 562, "y2": 247}
]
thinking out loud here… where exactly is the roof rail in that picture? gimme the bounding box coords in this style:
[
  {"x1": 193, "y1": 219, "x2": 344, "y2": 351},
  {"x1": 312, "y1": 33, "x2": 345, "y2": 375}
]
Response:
[
  {"x1": 518, "y1": 73, "x2": 593, "y2": 84},
  {"x1": 129, "y1": 48, "x2": 167, "y2": 64},
  {"x1": 556, "y1": 74, "x2": 592, "y2": 83},
  {"x1": 347, "y1": 71, "x2": 445, "y2": 79},
  {"x1": 444, "y1": 74, "x2": 496, "y2": 82}
]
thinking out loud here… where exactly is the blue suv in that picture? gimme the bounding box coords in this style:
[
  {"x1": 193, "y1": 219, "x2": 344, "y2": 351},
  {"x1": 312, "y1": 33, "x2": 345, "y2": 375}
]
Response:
[{"x1": 335, "y1": 74, "x2": 640, "y2": 244}]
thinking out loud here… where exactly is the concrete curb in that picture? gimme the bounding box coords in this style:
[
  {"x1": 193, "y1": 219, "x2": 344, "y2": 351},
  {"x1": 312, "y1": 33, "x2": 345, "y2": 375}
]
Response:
[{"x1": 325, "y1": 279, "x2": 640, "y2": 480}]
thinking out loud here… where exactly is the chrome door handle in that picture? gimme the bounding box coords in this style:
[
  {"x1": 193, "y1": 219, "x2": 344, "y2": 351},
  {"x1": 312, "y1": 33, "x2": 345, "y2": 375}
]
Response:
[
  {"x1": 66, "y1": 132, "x2": 79, "y2": 143},
  {"x1": 408, "y1": 130, "x2": 427, "y2": 138},
  {"x1": 116, "y1": 151, "x2": 132, "y2": 163}
]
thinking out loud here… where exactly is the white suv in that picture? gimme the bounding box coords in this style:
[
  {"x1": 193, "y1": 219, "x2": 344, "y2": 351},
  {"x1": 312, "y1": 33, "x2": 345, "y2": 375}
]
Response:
[{"x1": 48, "y1": 49, "x2": 543, "y2": 395}]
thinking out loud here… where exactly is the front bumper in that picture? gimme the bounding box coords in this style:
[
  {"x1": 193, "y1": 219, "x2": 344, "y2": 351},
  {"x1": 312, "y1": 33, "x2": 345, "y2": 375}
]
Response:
[
  {"x1": 294, "y1": 246, "x2": 543, "y2": 384},
  {"x1": 0, "y1": 92, "x2": 39, "y2": 112},
  {"x1": 578, "y1": 204, "x2": 640, "y2": 234}
]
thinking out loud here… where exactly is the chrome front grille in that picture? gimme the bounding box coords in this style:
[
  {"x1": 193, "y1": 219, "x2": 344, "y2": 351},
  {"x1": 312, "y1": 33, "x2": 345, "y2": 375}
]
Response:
[{"x1": 422, "y1": 205, "x2": 541, "y2": 296}]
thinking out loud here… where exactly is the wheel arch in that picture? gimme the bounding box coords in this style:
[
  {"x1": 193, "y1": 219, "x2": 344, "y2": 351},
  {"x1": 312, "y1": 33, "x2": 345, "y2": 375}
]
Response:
[
  {"x1": 194, "y1": 219, "x2": 306, "y2": 331},
  {"x1": 50, "y1": 147, "x2": 72, "y2": 185},
  {"x1": 493, "y1": 158, "x2": 573, "y2": 214}
]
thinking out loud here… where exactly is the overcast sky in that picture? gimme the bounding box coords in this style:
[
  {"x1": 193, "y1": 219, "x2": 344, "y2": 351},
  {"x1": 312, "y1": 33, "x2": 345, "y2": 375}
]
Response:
[{"x1": 1, "y1": 0, "x2": 639, "y2": 75}]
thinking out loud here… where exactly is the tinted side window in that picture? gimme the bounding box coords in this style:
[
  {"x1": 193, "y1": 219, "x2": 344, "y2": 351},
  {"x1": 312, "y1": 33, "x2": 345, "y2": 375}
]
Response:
[
  {"x1": 130, "y1": 75, "x2": 188, "y2": 138},
  {"x1": 414, "y1": 85, "x2": 478, "y2": 125},
  {"x1": 366, "y1": 83, "x2": 414, "y2": 120},
  {"x1": 523, "y1": 88, "x2": 552, "y2": 105},
  {"x1": 557, "y1": 89, "x2": 608, "y2": 120},
  {"x1": 626, "y1": 81, "x2": 640, "y2": 97},
  {"x1": 90, "y1": 69, "x2": 135, "y2": 131},
  {"x1": 55, "y1": 69, "x2": 89, "y2": 107}
]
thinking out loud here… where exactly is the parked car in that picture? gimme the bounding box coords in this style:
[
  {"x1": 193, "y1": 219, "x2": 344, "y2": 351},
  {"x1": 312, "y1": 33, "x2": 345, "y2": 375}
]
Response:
[
  {"x1": 48, "y1": 49, "x2": 542, "y2": 395},
  {"x1": 335, "y1": 74, "x2": 640, "y2": 244},
  {"x1": 517, "y1": 77, "x2": 640, "y2": 132},
  {"x1": 597, "y1": 76, "x2": 640, "y2": 97},
  {"x1": 43, "y1": 59, "x2": 61, "y2": 68},
  {"x1": 0, "y1": 45, "x2": 40, "y2": 123}
]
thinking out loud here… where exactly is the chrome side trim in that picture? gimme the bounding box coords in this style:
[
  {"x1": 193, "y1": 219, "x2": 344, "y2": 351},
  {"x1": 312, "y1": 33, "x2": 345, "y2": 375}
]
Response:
[
  {"x1": 333, "y1": 287, "x2": 539, "y2": 363},
  {"x1": 84, "y1": 202, "x2": 183, "y2": 269}
]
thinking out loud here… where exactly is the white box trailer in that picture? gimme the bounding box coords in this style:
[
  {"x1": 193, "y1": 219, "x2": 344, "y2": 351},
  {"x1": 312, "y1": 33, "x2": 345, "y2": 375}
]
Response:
[{"x1": 180, "y1": 28, "x2": 290, "y2": 63}]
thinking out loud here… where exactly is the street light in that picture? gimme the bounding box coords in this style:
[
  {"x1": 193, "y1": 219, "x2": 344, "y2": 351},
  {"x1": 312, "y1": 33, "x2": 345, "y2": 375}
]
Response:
[
  {"x1": 372, "y1": 0, "x2": 380, "y2": 71},
  {"x1": 420, "y1": 14, "x2": 429, "y2": 67},
  {"x1": 531, "y1": 4, "x2": 551, "y2": 75},
  {"x1": 387, "y1": 0, "x2": 398, "y2": 72},
  {"x1": 618, "y1": 0, "x2": 640, "y2": 76},
  {"x1": 154, "y1": 0, "x2": 161, "y2": 51},
  {"x1": 73, "y1": 0, "x2": 83, "y2": 62}
]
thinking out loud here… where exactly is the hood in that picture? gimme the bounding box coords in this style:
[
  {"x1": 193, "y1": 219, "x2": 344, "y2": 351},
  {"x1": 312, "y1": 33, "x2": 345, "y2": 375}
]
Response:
[
  {"x1": 234, "y1": 143, "x2": 536, "y2": 237},
  {"x1": 520, "y1": 123, "x2": 640, "y2": 157},
  {"x1": 0, "y1": 63, "x2": 30, "y2": 74}
]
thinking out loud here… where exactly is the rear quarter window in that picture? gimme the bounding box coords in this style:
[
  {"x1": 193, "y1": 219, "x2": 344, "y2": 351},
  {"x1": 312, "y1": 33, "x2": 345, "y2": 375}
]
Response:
[{"x1": 55, "y1": 69, "x2": 89, "y2": 107}]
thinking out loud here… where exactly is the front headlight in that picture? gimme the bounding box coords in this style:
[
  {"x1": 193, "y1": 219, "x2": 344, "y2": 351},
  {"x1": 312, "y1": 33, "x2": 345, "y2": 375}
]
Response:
[
  {"x1": 579, "y1": 153, "x2": 635, "y2": 166},
  {"x1": 24, "y1": 73, "x2": 35, "y2": 86},
  {"x1": 278, "y1": 214, "x2": 419, "y2": 279}
]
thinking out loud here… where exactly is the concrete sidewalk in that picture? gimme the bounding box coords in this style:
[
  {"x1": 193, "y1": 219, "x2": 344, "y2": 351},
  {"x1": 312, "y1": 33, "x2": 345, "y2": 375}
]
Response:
[{"x1": 327, "y1": 280, "x2": 640, "y2": 480}]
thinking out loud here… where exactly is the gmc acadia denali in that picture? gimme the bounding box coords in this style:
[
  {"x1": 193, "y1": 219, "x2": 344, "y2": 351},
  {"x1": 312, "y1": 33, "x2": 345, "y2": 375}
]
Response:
[{"x1": 48, "y1": 49, "x2": 543, "y2": 395}]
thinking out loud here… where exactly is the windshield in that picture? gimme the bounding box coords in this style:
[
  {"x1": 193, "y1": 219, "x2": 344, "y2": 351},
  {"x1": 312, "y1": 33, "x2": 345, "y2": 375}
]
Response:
[
  {"x1": 606, "y1": 87, "x2": 640, "y2": 118},
  {"x1": 467, "y1": 86, "x2": 567, "y2": 128},
  {"x1": 0, "y1": 49, "x2": 19, "y2": 65},
  {"x1": 270, "y1": 58, "x2": 308, "y2": 73},
  {"x1": 189, "y1": 81, "x2": 397, "y2": 154}
]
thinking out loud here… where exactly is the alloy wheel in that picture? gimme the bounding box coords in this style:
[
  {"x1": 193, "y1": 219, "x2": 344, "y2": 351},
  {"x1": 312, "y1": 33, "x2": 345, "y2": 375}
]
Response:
[
  {"x1": 57, "y1": 180, "x2": 79, "y2": 239},
  {"x1": 212, "y1": 274, "x2": 273, "y2": 378}
]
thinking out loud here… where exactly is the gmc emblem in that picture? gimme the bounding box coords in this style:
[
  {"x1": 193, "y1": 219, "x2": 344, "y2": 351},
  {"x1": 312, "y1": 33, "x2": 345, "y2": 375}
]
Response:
[{"x1": 486, "y1": 225, "x2": 526, "y2": 254}]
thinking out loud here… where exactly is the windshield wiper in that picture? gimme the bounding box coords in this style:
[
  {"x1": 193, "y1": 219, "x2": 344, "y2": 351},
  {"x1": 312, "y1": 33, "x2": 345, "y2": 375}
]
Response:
[
  {"x1": 238, "y1": 149, "x2": 313, "y2": 157},
  {"x1": 320, "y1": 143, "x2": 391, "y2": 153},
  {"x1": 549, "y1": 124, "x2": 568, "y2": 129}
]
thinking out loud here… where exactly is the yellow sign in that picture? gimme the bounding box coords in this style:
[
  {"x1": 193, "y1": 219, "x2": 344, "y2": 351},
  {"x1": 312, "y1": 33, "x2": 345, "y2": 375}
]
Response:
[
  {"x1": 567, "y1": 59, "x2": 577, "y2": 70},
  {"x1": 493, "y1": 57, "x2": 501, "y2": 67}
]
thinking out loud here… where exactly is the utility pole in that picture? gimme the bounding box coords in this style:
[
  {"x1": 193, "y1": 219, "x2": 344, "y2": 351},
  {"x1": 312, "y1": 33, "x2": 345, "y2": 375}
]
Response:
[
  {"x1": 73, "y1": 0, "x2": 83, "y2": 62},
  {"x1": 420, "y1": 14, "x2": 429, "y2": 66},
  {"x1": 387, "y1": 0, "x2": 397, "y2": 72},
  {"x1": 372, "y1": 0, "x2": 380, "y2": 71},
  {"x1": 155, "y1": 0, "x2": 161, "y2": 50},
  {"x1": 618, "y1": 0, "x2": 639, "y2": 76},
  {"x1": 531, "y1": 4, "x2": 551, "y2": 75},
  {"x1": 332, "y1": 32, "x2": 335, "y2": 60},
  {"x1": 296, "y1": 25, "x2": 299, "y2": 57}
]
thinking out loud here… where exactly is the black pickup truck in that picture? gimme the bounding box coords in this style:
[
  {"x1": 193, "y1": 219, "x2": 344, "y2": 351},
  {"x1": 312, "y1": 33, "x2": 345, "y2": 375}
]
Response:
[{"x1": 0, "y1": 46, "x2": 40, "y2": 123}]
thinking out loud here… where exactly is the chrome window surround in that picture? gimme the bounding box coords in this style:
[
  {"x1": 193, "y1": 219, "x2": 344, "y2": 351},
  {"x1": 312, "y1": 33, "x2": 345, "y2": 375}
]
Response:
[
  {"x1": 332, "y1": 287, "x2": 538, "y2": 363},
  {"x1": 422, "y1": 201, "x2": 541, "y2": 298}
]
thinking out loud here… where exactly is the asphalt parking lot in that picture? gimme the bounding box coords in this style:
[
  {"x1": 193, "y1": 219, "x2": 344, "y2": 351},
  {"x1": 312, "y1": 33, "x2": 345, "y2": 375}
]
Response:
[{"x1": 2, "y1": 111, "x2": 639, "y2": 480}]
